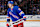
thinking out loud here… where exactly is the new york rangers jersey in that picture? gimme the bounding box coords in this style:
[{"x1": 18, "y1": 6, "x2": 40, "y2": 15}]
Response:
[{"x1": 7, "y1": 6, "x2": 25, "y2": 22}]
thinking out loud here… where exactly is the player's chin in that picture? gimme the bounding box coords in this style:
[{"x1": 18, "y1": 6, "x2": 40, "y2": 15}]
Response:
[
  {"x1": 9, "y1": 6, "x2": 11, "y2": 8},
  {"x1": 9, "y1": 7, "x2": 11, "y2": 8}
]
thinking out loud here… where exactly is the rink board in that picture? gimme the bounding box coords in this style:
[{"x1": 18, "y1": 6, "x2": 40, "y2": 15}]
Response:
[
  {"x1": 0, "y1": 20, "x2": 40, "y2": 22},
  {"x1": 0, "y1": 15, "x2": 40, "y2": 22}
]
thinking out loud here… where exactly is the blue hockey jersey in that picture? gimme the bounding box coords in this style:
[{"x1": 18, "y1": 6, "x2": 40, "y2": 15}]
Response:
[{"x1": 7, "y1": 6, "x2": 25, "y2": 22}]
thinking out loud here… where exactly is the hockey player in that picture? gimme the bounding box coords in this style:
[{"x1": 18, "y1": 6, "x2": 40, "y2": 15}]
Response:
[{"x1": 6, "y1": 1, "x2": 26, "y2": 27}]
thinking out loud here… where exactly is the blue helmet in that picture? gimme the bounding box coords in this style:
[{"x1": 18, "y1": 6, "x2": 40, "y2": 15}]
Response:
[{"x1": 8, "y1": 1, "x2": 14, "y2": 4}]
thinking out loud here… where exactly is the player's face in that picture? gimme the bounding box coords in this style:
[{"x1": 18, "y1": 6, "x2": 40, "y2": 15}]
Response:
[{"x1": 8, "y1": 3, "x2": 12, "y2": 8}]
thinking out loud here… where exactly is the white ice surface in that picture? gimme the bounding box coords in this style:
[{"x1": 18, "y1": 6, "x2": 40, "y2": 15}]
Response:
[{"x1": 0, "y1": 21, "x2": 40, "y2": 27}]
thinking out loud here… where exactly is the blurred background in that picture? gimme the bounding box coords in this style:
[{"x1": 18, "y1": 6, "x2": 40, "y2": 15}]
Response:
[
  {"x1": 0, "y1": 0, "x2": 40, "y2": 27},
  {"x1": 0, "y1": 0, "x2": 40, "y2": 15}
]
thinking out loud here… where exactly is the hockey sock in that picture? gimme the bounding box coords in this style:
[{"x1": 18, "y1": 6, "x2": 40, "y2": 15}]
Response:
[
  {"x1": 12, "y1": 22, "x2": 18, "y2": 27},
  {"x1": 13, "y1": 24, "x2": 18, "y2": 27},
  {"x1": 20, "y1": 22, "x2": 24, "y2": 27},
  {"x1": 13, "y1": 23, "x2": 18, "y2": 27},
  {"x1": 18, "y1": 23, "x2": 22, "y2": 27},
  {"x1": 18, "y1": 21, "x2": 23, "y2": 27}
]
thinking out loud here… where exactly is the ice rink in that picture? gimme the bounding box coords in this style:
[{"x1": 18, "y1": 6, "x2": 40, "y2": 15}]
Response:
[{"x1": 0, "y1": 21, "x2": 40, "y2": 27}]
